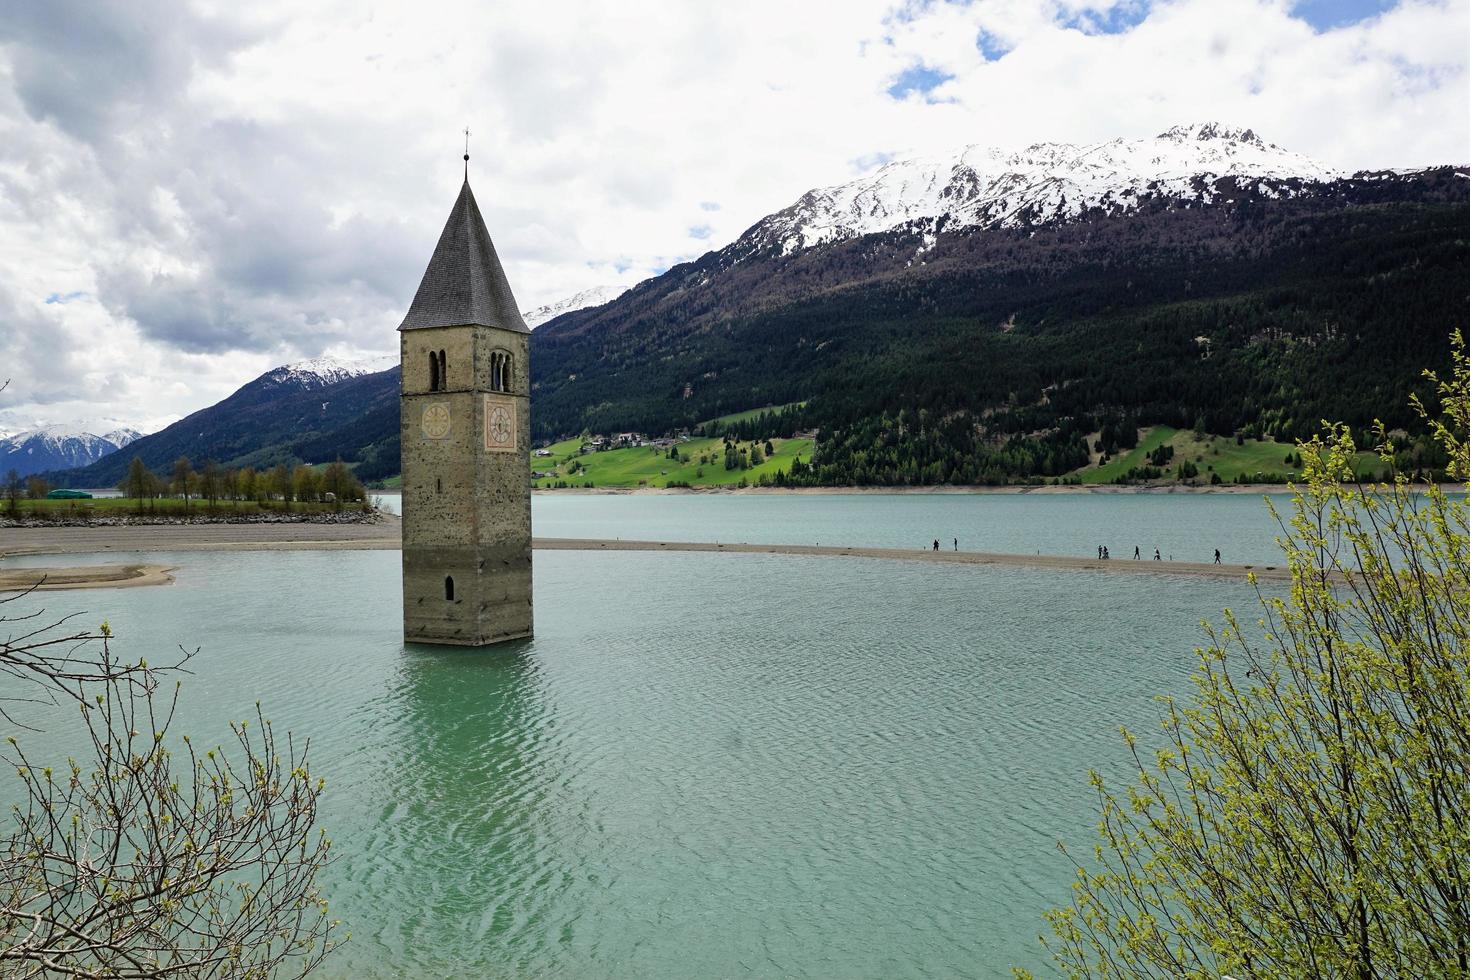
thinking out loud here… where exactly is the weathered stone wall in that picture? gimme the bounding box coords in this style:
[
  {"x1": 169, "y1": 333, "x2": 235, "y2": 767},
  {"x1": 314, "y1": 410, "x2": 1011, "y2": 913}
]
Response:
[{"x1": 401, "y1": 324, "x2": 532, "y2": 645}]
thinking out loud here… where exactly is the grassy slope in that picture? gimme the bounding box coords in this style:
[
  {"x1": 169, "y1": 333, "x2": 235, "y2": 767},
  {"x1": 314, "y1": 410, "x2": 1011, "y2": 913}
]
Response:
[
  {"x1": 526, "y1": 403, "x2": 811, "y2": 488},
  {"x1": 1074, "y1": 426, "x2": 1380, "y2": 484},
  {"x1": 533, "y1": 436, "x2": 814, "y2": 489},
  {"x1": 1082, "y1": 426, "x2": 1183, "y2": 483},
  {"x1": 704, "y1": 402, "x2": 804, "y2": 427}
]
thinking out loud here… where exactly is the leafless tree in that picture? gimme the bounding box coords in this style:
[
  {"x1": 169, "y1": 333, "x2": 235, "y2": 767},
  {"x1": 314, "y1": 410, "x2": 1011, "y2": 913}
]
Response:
[{"x1": 1, "y1": 587, "x2": 340, "y2": 977}]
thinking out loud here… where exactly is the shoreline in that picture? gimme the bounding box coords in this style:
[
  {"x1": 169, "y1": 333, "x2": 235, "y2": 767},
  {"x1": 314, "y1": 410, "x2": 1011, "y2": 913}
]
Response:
[
  {"x1": 2, "y1": 517, "x2": 1291, "y2": 585},
  {"x1": 528, "y1": 483, "x2": 1312, "y2": 496}
]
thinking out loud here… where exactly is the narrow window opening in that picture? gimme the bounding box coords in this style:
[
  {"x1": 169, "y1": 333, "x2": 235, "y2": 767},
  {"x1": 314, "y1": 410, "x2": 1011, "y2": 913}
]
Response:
[
  {"x1": 438, "y1": 350, "x2": 447, "y2": 390},
  {"x1": 436, "y1": 477, "x2": 442, "y2": 494},
  {"x1": 444, "y1": 575, "x2": 455, "y2": 601},
  {"x1": 489, "y1": 351, "x2": 512, "y2": 392},
  {"x1": 428, "y1": 350, "x2": 438, "y2": 391}
]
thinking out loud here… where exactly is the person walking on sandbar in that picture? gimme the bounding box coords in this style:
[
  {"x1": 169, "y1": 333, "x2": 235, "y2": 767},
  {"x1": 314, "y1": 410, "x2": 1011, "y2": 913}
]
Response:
[
  {"x1": 1214, "y1": 548, "x2": 1221, "y2": 564},
  {"x1": 953, "y1": 538, "x2": 958, "y2": 551},
  {"x1": 933, "y1": 539, "x2": 939, "y2": 552},
  {"x1": 1154, "y1": 548, "x2": 1161, "y2": 561},
  {"x1": 1134, "y1": 545, "x2": 1140, "y2": 560}
]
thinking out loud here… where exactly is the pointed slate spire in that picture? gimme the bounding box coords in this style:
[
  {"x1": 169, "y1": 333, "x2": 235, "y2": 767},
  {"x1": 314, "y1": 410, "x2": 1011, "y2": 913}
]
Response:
[{"x1": 398, "y1": 180, "x2": 528, "y2": 333}]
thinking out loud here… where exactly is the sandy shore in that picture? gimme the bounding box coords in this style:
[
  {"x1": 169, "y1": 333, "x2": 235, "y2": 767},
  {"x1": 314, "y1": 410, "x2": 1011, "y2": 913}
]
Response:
[
  {"x1": 0, "y1": 516, "x2": 404, "y2": 559},
  {"x1": 2, "y1": 516, "x2": 1289, "y2": 584},
  {"x1": 0, "y1": 563, "x2": 176, "y2": 592}
]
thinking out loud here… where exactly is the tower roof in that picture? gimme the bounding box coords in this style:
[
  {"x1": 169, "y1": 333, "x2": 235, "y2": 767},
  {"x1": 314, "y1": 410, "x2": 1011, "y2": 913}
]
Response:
[{"x1": 398, "y1": 180, "x2": 528, "y2": 333}]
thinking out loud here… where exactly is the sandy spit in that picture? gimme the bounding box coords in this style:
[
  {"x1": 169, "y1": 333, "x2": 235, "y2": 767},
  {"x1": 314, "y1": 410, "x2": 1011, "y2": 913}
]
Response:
[
  {"x1": 1, "y1": 515, "x2": 1291, "y2": 583},
  {"x1": 536, "y1": 538, "x2": 1292, "y2": 582},
  {"x1": 0, "y1": 563, "x2": 176, "y2": 592}
]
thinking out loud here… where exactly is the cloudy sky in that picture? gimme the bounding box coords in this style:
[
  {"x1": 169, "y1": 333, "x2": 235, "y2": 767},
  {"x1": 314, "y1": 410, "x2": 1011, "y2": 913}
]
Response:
[{"x1": 0, "y1": 0, "x2": 1465, "y2": 435}]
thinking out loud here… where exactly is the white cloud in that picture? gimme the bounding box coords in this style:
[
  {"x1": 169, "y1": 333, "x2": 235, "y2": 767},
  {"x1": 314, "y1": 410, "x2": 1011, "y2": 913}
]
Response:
[{"x1": 0, "y1": 0, "x2": 1464, "y2": 434}]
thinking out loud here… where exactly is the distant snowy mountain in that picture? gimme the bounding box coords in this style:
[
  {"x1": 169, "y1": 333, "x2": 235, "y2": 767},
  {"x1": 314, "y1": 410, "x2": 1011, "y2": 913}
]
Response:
[
  {"x1": 740, "y1": 123, "x2": 1342, "y2": 255},
  {"x1": 523, "y1": 286, "x2": 626, "y2": 329},
  {"x1": 50, "y1": 354, "x2": 405, "y2": 487},
  {"x1": 102, "y1": 427, "x2": 144, "y2": 449},
  {"x1": 261, "y1": 354, "x2": 397, "y2": 390},
  {"x1": 1, "y1": 423, "x2": 143, "y2": 478}
]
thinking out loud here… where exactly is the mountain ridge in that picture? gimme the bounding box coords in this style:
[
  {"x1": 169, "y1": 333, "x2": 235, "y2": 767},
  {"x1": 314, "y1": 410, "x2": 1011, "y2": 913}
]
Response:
[
  {"x1": 529, "y1": 158, "x2": 1470, "y2": 484},
  {"x1": 734, "y1": 123, "x2": 1343, "y2": 257},
  {"x1": 2, "y1": 425, "x2": 142, "y2": 479},
  {"x1": 523, "y1": 286, "x2": 627, "y2": 328},
  {"x1": 43, "y1": 126, "x2": 1470, "y2": 488}
]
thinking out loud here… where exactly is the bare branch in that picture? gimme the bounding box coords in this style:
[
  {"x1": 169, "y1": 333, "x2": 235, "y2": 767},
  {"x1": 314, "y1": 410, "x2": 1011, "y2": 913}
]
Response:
[{"x1": 1, "y1": 597, "x2": 339, "y2": 977}]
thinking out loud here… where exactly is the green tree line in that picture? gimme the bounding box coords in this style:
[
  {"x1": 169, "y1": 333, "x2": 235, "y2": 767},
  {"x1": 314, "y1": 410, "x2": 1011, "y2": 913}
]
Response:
[{"x1": 118, "y1": 456, "x2": 368, "y2": 512}]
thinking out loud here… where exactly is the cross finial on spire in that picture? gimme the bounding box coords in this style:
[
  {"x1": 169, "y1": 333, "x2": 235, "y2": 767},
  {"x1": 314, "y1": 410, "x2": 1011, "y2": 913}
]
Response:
[{"x1": 463, "y1": 127, "x2": 470, "y2": 181}]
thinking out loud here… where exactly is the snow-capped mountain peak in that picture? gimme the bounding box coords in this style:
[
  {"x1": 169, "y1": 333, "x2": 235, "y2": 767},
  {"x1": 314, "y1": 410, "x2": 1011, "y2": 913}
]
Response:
[
  {"x1": 740, "y1": 123, "x2": 1341, "y2": 255},
  {"x1": 1157, "y1": 122, "x2": 1270, "y2": 147},
  {"x1": 103, "y1": 427, "x2": 144, "y2": 447},
  {"x1": 265, "y1": 354, "x2": 397, "y2": 390},
  {"x1": 0, "y1": 423, "x2": 143, "y2": 478},
  {"x1": 522, "y1": 285, "x2": 627, "y2": 329},
  {"x1": 9, "y1": 421, "x2": 143, "y2": 445}
]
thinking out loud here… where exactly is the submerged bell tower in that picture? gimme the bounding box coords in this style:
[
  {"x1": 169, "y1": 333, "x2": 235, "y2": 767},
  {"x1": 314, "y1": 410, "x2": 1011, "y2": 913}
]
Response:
[{"x1": 398, "y1": 169, "x2": 532, "y2": 646}]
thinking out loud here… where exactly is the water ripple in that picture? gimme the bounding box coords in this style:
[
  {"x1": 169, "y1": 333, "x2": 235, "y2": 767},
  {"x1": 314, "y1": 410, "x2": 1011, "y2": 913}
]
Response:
[{"x1": 3, "y1": 546, "x2": 1260, "y2": 979}]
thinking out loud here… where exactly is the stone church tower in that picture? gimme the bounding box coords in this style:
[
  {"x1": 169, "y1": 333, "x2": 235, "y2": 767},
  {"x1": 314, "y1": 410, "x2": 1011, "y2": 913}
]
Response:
[{"x1": 399, "y1": 177, "x2": 532, "y2": 646}]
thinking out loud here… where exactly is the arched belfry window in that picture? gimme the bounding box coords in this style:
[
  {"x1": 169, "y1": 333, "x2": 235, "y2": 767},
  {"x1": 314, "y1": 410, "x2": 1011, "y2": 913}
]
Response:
[
  {"x1": 428, "y1": 350, "x2": 439, "y2": 391},
  {"x1": 490, "y1": 351, "x2": 512, "y2": 393},
  {"x1": 444, "y1": 576, "x2": 455, "y2": 601},
  {"x1": 437, "y1": 350, "x2": 447, "y2": 390}
]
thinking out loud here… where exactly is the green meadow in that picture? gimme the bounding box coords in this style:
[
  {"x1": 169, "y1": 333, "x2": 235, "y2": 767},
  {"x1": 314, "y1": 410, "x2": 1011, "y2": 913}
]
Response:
[
  {"x1": 527, "y1": 404, "x2": 812, "y2": 489},
  {"x1": 533, "y1": 435, "x2": 814, "y2": 489},
  {"x1": 1073, "y1": 426, "x2": 1380, "y2": 485}
]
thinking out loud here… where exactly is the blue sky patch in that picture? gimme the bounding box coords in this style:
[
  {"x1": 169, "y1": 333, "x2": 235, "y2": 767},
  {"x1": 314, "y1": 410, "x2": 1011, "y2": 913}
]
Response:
[
  {"x1": 44, "y1": 290, "x2": 87, "y2": 305},
  {"x1": 887, "y1": 64, "x2": 954, "y2": 100},
  {"x1": 976, "y1": 30, "x2": 1010, "y2": 61},
  {"x1": 689, "y1": 224, "x2": 712, "y2": 240},
  {"x1": 1290, "y1": 0, "x2": 1397, "y2": 31},
  {"x1": 699, "y1": 201, "x2": 720, "y2": 212},
  {"x1": 1060, "y1": 2, "x2": 1151, "y2": 36}
]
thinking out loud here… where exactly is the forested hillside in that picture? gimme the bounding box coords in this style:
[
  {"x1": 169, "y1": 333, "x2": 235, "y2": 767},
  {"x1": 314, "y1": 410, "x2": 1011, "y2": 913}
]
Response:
[
  {"x1": 50, "y1": 364, "x2": 400, "y2": 487},
  {"x1": 532, "y1": 169, "x2": 1469, "y2": 484}
]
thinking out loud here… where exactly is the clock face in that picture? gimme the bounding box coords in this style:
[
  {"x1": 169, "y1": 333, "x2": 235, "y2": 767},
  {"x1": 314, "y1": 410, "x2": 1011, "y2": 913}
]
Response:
[
  {"x1": 488, "y1": 406, "x2": 512, "y2": 445},
  {"x1": 420, "y1": 402, "x2": 451, "y2": 440},
  {"x1": 483, "y1": 394, "x2": 517, "y2": 452}
]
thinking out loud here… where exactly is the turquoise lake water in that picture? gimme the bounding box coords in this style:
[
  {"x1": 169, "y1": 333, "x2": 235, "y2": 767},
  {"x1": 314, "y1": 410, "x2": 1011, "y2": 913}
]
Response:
[{"x1": 1, "y1": 494, "x2": 1280, "y2": 977}]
